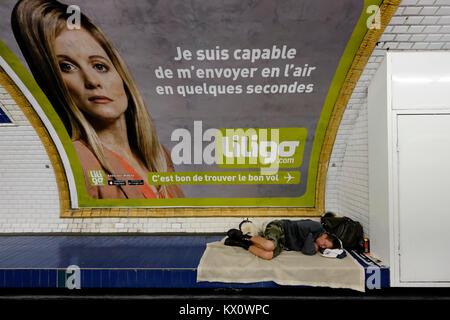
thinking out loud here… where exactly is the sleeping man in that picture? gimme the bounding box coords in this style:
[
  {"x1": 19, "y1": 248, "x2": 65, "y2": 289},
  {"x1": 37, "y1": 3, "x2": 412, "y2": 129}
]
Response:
[{"x1": 225, "y1": 219, "x2": 341, "y2": 260}]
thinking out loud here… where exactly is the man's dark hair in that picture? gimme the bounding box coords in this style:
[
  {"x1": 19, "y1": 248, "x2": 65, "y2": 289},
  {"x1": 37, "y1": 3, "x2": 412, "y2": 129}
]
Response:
[{"x1": 325, "y1": 233, "x2": 342, "y2": 249}]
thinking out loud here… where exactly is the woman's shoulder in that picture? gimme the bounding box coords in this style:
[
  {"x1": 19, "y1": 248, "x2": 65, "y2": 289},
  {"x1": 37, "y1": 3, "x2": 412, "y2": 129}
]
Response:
[
  {"x1": 72, "y1": 139, "x2": 129, "y2": 199},
  {"x1": 72, "y1": 139, "x2": 103, "y2": 170},
  {"x1": 72, "y1": 139, "x2": 90, "y2": 154},
  {"x1": 72, "y1": 139, "x2": 91, "y2": 152}
]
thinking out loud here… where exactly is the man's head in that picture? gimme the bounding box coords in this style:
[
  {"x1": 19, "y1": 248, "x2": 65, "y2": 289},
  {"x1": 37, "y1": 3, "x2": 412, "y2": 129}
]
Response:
[{"x1": 315, "y1": 233, "x2": 341, "y2": 250}]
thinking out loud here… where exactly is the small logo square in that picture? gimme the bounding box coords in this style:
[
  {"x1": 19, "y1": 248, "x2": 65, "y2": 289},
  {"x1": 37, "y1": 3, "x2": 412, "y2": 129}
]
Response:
[{"x1": 88, "y1": 170, "x2": 106, "y2": 186}]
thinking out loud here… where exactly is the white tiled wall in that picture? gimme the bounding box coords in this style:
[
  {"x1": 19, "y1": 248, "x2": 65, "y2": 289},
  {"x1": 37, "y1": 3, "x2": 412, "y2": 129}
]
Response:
[
  {"x1": 1, "y1": 0, "x2": 450, "y2": 234},
  {"x1": 325, "y1": 0, "x2": 450, "y2": 236}
]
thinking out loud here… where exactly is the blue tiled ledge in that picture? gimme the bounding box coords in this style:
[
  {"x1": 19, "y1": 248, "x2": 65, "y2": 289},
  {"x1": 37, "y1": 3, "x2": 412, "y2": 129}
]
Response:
[{"x1": 0, "y1": 235, "x2": 389, "y2": 289}]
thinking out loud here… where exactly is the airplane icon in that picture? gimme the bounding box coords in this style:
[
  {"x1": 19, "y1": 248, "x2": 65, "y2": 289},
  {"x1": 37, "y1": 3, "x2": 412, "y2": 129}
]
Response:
[{"x1": 285, "y1": 172, "x2": 294, "y2": 183}]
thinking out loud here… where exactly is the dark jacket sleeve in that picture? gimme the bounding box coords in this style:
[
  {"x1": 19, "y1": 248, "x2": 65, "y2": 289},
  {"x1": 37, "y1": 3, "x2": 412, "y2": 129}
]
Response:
[
  {"x1": 305, "y1": 220, "x2": 325, "y2": 236},
  {"x1": 301, "y1": 233, "x2": 317, "y2": 255}
]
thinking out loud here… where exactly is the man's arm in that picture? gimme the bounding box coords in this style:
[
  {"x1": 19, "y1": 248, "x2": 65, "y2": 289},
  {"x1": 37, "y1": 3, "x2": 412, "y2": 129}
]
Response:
[
  {"x1": 306, "y1": 220, "x2": 325, "y2": 235},
  {"x1": 301, "y1": 233, "x2": 318, "y2": 255}
]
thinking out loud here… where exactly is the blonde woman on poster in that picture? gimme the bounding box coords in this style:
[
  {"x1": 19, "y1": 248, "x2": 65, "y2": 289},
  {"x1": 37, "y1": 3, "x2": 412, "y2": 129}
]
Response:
[{"x1": 11, "y1": 0, "x2": 184, "y2": 199}]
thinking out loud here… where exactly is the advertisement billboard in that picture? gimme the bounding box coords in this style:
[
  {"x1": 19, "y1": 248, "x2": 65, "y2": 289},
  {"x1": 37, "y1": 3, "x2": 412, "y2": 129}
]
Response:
[{"x1": 0, "y1": 0, "x2": 381, "y2": 211}]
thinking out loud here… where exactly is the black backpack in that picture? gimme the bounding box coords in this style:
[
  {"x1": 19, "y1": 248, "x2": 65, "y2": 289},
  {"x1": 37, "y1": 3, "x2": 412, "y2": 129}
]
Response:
[{"x1": 320, "y1": 212, "x2": 364, "y2": 250}]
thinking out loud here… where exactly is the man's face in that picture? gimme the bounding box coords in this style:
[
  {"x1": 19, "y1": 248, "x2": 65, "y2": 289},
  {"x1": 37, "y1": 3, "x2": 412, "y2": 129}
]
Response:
[{"x1": 315, "y1": 234, "x2": 333, "y2": 249}]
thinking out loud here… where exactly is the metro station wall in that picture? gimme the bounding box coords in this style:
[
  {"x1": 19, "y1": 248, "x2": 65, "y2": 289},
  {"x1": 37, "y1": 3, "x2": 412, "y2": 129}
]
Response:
[
  {"x1": 0, "y1": 80, "x2": 327, "y2": 233},
  {"x1": 0, "y1": 0, "x2": 407, "y2": 234}
]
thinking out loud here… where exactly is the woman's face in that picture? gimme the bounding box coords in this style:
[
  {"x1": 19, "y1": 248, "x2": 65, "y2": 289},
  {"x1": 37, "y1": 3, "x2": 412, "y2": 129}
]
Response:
[{"x1": 54, "y1": 28, "x2": 128, "y2": 124}]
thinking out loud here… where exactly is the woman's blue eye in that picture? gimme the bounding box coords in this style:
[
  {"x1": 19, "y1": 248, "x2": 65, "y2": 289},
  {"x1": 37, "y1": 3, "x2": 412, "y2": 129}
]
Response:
[
  {"x1": 59, "y1": 62, "x2": 75, "y2": 72},
  {"x1": 94, "y1": 64, "x2": 108, "y2": 72}
]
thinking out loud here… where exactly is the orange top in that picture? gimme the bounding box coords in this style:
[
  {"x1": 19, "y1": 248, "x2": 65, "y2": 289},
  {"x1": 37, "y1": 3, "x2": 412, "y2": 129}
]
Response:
[{"x1": 110, "y1": 150, "x2": 171, "y2": 199}]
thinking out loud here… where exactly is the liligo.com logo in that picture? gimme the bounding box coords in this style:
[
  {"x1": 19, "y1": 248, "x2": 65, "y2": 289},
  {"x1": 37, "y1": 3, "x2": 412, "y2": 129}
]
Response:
[
  {"x1": 88, "y1": 170, "x2": 106, "y2": 186},
  {"x1": 216, "y1": 127, "x2": 307, "y2": 172}
]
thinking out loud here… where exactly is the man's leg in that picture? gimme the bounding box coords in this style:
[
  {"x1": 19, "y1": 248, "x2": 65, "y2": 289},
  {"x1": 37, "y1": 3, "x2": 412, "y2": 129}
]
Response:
[
  {"x1": 224, "y1": 220, "x2": 283, "y2": 260},
  {"x1": 248, "y1": 236, "x2": 275, "y2": 251},
  {"x1": 248, "y1": 236, "x2": 275, "y2": 260},
  {"x1": 248, "y1": 245, "x2": 273, "y2": 260},
  {"x1": 255, "y1": 220, "x2": 285, "y2": 260},
  {"x1": 245, "y1": 225, "x2": 283, "y2": 260}
]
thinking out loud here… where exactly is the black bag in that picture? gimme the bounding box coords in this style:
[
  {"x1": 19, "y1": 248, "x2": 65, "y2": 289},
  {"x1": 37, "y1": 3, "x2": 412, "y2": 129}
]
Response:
[{"x1": 320, "y1": 212, "x2": 364, "y2": 250}]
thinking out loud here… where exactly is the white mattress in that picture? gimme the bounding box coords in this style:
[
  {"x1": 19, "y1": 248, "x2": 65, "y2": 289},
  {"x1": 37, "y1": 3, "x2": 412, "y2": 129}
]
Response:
[{"x1": 197, "y1": 238, "x2": 365, "y2": 292}]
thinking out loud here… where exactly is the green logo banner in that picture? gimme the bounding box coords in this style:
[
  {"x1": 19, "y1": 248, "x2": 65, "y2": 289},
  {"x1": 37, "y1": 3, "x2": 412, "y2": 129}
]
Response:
[
  {"x1": 149, "y1": 171, "x2": 300, "y2": 185},
  {"x1": 216, "y1": 128, "x2": 307, "y2": 170}
]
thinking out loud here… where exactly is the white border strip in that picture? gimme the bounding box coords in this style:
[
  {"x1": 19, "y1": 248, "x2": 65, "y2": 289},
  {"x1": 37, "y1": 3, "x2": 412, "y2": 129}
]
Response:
[{"x1": 0, "y1": 55, "x2": 78, "y2": 208}]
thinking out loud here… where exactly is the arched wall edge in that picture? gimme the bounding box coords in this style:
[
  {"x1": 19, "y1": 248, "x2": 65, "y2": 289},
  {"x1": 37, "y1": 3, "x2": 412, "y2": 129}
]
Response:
[{"x1": 0, "y1": 0, "x2": 401, "y2": 218}]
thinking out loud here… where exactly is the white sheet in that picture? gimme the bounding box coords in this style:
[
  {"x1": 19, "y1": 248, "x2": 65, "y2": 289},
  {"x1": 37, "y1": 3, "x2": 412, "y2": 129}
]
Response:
[{"x1": 197, "y1": 238, "x2": 365, "y2": 292}]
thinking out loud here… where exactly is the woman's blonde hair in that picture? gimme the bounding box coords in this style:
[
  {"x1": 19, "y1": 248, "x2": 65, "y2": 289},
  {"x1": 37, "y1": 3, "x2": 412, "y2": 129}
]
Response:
[{"x1": 12, "y1": 0, "x2": 169, "y2": 196}]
